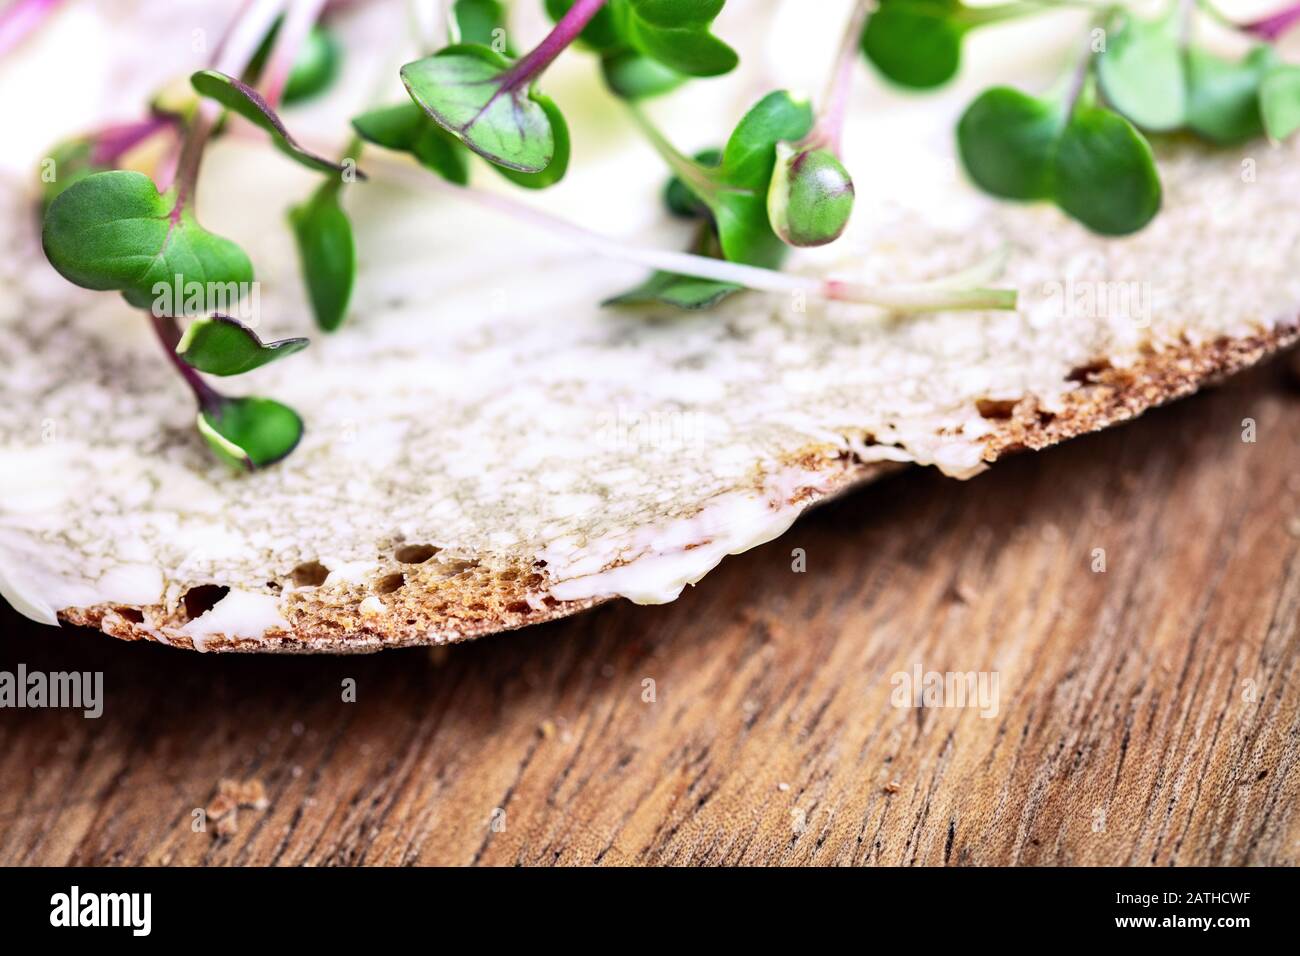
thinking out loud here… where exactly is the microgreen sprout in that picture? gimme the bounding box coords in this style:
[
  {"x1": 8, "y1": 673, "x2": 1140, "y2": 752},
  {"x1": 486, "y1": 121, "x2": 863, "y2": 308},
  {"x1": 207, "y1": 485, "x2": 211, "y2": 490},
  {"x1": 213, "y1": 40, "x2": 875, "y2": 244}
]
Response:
[
  {"x1": 40, "y1": 0, "x2": 1298, "y2": 473},
  {"x1": 37, "y1": 0, "x2": 323, "y2": 471},
  {"x1": 860, "y1": 0, "x2": 1044, "y2": 90},
  {"x1": 958, "y1": 32, "x2": 1163, "y2": 236},
  {"x1": 767, "y1": 0, "x2": 870, "y2": 249},
  {"x1": 399, "y1": 0, "x2": 606, "y2": 173}
]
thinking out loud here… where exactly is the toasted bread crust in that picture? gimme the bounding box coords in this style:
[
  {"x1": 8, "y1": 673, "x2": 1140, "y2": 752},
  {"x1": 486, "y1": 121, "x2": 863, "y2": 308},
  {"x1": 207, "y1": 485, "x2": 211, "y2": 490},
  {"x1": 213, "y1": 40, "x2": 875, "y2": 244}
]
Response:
[{"x1": 57, "y1": 322, "x2": 1299, "y2": 653}]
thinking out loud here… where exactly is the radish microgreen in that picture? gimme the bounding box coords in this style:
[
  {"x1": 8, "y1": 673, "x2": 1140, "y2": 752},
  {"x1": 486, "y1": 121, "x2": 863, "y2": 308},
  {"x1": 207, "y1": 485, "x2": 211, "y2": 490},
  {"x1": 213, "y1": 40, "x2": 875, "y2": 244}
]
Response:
[
  {"x1": 35, "y1": 0, "x2": 1300, "y2": 472},
  {"x1": 197, "y1": 395, "x2": 305, "y2": 471},
  {"x1": 190, "y1": 69, "x2": 364, "y2": 177},
  {"x1": 177, "y1": 315, "x2": 309, "y2": 376},
  {"x1": 289, "y1": 168, "x2": 357, "y2": 333},
  {"x1": 42, "y1": 170, "x2": 255, "y2": 312},
  {"x1": 247, "y1": 19, "x2": 342, "y2": 104}
]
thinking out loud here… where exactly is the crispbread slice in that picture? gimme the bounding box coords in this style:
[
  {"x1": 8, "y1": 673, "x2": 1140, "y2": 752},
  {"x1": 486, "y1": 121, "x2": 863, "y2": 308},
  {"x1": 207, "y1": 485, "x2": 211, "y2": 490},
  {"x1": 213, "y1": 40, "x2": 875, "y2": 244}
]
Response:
[{"x1": 2, "y1": 5, "x2": 1297, "y2": 652}]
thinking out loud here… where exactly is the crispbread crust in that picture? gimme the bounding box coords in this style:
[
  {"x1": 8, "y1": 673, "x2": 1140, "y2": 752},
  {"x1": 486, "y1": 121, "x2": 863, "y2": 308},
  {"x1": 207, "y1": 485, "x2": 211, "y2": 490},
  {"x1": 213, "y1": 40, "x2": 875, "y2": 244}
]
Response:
[{"x1": 57, "y1": 323, "x2": 1298, "y2": 653}]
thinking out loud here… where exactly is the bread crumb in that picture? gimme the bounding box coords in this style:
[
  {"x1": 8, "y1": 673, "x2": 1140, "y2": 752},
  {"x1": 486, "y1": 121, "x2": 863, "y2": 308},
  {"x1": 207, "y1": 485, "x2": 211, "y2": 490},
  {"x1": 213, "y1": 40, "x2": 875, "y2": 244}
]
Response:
[
  {"x1": 215, "y1": 809, "x2": 239, "y2": 838},
  {"x1": 207, "y1": 778, "x2": 270, "y2": 837},
  {"x1": 883, "y1": 779, "x2": 901, "y2": 794},
  {"x1": 235, "y1": 778, "x2": 269, "y2": 810},
  {"x1": 952, "y1": 580, "x2": 980, "y2": 604},
  {"x1": 206, "y1": 792, "x2": 236, "y2": 820},
  {"x1": 778, "y1": 782, "x2": 790, "y2": 792},
  {"x1": 539, "y1": 719, "x2": 557, "y2": 739}
]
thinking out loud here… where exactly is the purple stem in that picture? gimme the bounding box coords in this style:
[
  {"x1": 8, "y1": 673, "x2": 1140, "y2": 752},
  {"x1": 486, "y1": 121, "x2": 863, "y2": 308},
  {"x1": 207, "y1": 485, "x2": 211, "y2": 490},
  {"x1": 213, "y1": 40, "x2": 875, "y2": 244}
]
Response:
[
  {"x1": 1242, "y1": 2, "x2": 1300, "y2": 41},
  {"x1": 89, "y1": 115, "x2": 178, "y2": 166},
  {"x1": 152, "y1": 314, "x2": 224, "y2": 413},
  {"x1": 0, "y1": 0, "x2": 62, "y2": 59},
  {"x1": 501, "y1": 0, "x2": 607, "y2": 90}
]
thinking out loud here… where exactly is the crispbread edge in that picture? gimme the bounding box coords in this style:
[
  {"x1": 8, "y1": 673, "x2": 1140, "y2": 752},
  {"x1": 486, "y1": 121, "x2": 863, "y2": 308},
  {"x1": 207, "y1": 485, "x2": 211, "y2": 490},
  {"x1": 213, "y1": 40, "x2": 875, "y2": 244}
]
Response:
[{"x1": 55, "y1": 323, "x2": 1298, "y2": 653}]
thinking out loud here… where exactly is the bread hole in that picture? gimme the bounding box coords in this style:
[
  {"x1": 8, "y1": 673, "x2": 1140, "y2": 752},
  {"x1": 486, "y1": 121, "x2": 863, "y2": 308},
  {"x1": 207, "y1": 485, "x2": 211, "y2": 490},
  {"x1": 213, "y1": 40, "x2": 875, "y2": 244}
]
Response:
[
  {"x1": 506, "y1": 601, "x2": 531, "y2": 614},
  {"x1": 375, "y1": 572, "x2": 406, "y2": 594},
  {"x1": 116, "y1": 607, "x2": 144, "y2": 624},
  {"x1": 441, "y1": 559, "x2": 477, "y2": 575},
  {"x1": 394, "y1": 544, "x2": 440, "y2": 564},
  {"x1": 290, "y1": 560, "x2": 329, "y2": 587},
  {"x1": 976, "y1": 398, "x2": 1018, "y2": 420},
  {"x1": 182, "y1": 584, "x2": 230, "y2": 621},
  {"x1": 1066, "y1": 359, "x2": 1112, "y2": 384}
]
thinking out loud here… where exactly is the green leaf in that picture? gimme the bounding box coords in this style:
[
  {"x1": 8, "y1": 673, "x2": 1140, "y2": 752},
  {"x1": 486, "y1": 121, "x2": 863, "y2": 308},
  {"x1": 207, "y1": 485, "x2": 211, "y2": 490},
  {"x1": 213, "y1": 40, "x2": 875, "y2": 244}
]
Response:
[
  {"x1": 40, "y1": 137, "x2": 100, "y2": 209},
  {"x1": 490, "y1": 92, "x2": 570, "y2": 188},
  {"x1": 352, "y1": 102, "x2": 470, "y2": 184},
  {"x1": 604, "y1": 224, "x2": 740, "y2": 310},
  {"x1": 601, "y1": 49, "x2": 684, "y2": 99},
  {"x1": 956, "y1": 84, "x2": 1160, "y2": 236},
  {"x1": 1185, "y1": 46, "x2": 1274, "y2": 145},
  {"x1": 1096, "y1": 8, "x2": 1186, "y2": 131},
  {"x1": 455, "y1": 0, "x2": 512, "y2": 50},
  {"x1": 766, "y1": 143, "x2": 855, "y2": 247},
  {"x1": 664, "y1": 146, "x2": 720, "y2": 217},
  {"x1": 956, "y1": 86, "x2": 1061, "y2": 200},
  {"x1": 861, "y1": 0, "x2": 964, "y2": 89},
  {"x1": 1053, "y1": 104, "x2": 1161, "y2": 236},
  {"x1": 603, "y1": 269, "x2": 740, "y2": 310},
  {"x1": 42, "y1": 170, "x2": 254, "y2": 314},
  {"x1": 610, "y1": 0, "x2": 738, "y2": 77},
  {"x1": 400, "y1": 44, "x2": 556, "y2": 173},
  {"x1": 177, "y1": 314, "x2": 308, "y2": 375},
  {"x1": 1261, "y1": 64, "x2": 1300, "y2": 141},
  {"x1": 289, "y1": 180, "x2": 356, "y2": 332},
  {"x1": 282, "y1": 27, "x2": 342, "y2": 104},
  {"x1": 717, "y1": 90, "x2": 814, "y2": 190},
  {"x1": 709, "y1": 90, "x2": 813, "y2": 267},
  {"x1": 190, "y1": 70, "x2": 363, "y2": 177},
  {"x1": 197, "y1": 396, "x2": 303, "y2": 470}
]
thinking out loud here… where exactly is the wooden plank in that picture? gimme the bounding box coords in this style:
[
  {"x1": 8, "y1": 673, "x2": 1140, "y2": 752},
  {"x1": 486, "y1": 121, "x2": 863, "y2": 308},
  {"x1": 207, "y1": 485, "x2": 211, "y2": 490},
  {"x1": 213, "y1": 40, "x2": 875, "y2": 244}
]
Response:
[{"x1": 1, "y1": 361, "x2": 1298, "y2": 866}]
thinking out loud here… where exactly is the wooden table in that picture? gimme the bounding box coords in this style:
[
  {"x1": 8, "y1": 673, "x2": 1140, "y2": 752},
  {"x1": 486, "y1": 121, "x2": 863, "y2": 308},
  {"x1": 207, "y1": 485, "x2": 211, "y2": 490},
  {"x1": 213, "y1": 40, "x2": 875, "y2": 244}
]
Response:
[{"x1": 2, "y1": 360, "x2": 1298, "y2": 866}]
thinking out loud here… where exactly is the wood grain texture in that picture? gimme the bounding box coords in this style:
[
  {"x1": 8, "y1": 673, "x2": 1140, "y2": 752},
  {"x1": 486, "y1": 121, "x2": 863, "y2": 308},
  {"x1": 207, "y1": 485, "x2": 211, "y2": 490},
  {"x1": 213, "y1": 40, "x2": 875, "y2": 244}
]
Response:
[{"x1": 2, "y1": 360, "x2": 1299, "y2": 866}]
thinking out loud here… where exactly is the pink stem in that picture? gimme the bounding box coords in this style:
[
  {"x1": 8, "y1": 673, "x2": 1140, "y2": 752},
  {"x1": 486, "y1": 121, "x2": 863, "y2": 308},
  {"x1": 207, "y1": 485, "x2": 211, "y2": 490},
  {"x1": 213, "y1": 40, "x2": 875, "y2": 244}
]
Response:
[
  {"x1": 501, "y1": 0, "x2": 607, "y2": 90},
  {"x1": 261, "y1": 0, "x2": 330, "y2": 108},
  {"x1": 814, "y1": 0, "x2": 871, "y2": 155},
  {"x1": 1242, "y1": 2, "x2": 1300, "y2": 41},
  {"x1": 90, "y1": 115, "x2": 177, "y2": 166},
  {"x1": 0, "y1": 0, "x2": 62, "y2": 59},
  {"x1": 173, "y1": 0, "x2": 289, "y2": 198},
  {"x1": 152, "y1": 315, "x2": 223, "y2": 413}
]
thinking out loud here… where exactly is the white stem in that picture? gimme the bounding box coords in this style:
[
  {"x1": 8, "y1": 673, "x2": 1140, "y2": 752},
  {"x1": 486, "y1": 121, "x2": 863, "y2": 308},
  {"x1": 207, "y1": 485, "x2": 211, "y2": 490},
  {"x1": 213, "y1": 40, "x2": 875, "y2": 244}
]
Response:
[
  {"x1": 165, "y1": 0, "x2": 289, "y2": 195},
  {"x1": 262, "y1": 0, "x2": 329, "y2": 107},
  {"x1": 213, "y1": 0, "x2": 289, "y2": 76},
  {"x1": 368, "y1": 155, "x2": 1017, "y2": 313}
]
